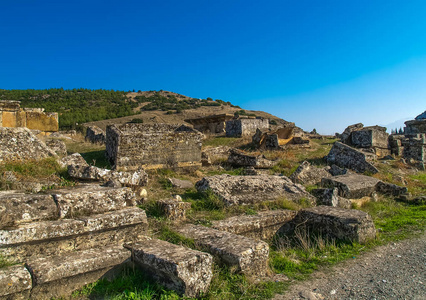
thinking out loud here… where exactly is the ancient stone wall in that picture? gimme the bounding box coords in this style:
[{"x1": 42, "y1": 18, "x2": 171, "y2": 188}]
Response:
[
  {"x1": 226, "y1": 118, "x2": 269, "y2": 137},
  {"x1": 106, "y1": 123, "x2": 203, "y2": 170},
  {"x1": 0, "y1": 101, "x2": 58, "y2": 132},
  {"x1": 402, "y1": 134, "x2": 426, "y2": 162}
]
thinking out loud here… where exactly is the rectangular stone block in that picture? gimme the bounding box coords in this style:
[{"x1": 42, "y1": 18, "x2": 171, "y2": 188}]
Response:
[
  {"x1": 0, "y1": 265, "x2": 32, "y2": 299},
  {"x1": 176, "y1": 224, "x2": 269, "y2": 276},
  {"x1": 292, "y1": 206, "x2": 376, "y2": 244},
  {"x1": 321, "y1": 174, "x2": 380, "y2": 199},
  {"x1": 212, "y1": 210, "x2": 297, "y2": 240},
  {"x1": 0, "y1": 191, "x2": 58, "y2": 229},
  {"x1": 51, "y1": 184, "x2": 136, "y2": 218},
  {"x1": 125, "y1": 238, "x2": 213, "y2": 297},
  {"x1": 157, "y1": 199, "x2": 191, "y2": 221},
  {"x1": 26, "y1": 245, "x2": 129, "y2": 299}
]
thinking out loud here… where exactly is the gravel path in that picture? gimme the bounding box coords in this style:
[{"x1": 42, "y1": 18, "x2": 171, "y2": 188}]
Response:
[{"x1": 273, "y1": 233, "x2": 426, "y2": 300}]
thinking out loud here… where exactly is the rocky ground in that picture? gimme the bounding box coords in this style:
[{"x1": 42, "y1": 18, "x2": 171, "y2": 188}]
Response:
[{"x1": 274, "y1": 232, "x2": 426, "y2": 300}]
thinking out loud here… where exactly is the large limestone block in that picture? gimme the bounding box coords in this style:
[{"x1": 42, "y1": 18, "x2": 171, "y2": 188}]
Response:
[
  {"x1": 289, "y1": 161, "x2": 331, "y2": 185},
  {"x1": 0, "y1": 265, "x2": 32, "y2": 299},
  {"x1": 125, "y1": 238, "x2": 213, "y2": 297},
  {"x1": 196, "y1": 174, "x2": 315, "y2": 206},
  {"x1": 0, "y1": 127, "x2": 57, "y2": 162},
  {"x1": 157, "y1": 199, "x2": 191, "y2": 221},
  {"x1": 326, "y1": 142, "x2": 378, "y2": 174},
  {"x1": 26, "y1": 245, "x2": 129, "y2": 299},
  {"x1": 212, "y1": 210, "x2": 297, "y2": 240},
  {"x1": 311, "y1": 188, "x2": 352, "y2": 209},
  {"x1": 290, "y1": 206, "x2": 376, "y2": 244},
  {"x1": 176, "y1": 224, "x2": 269, "y2": 276},
  {"x1": 0, "y1": 208, "x2": 148, "y2": 261},
  {"x1": 0, "y1": 191, "x2": 58, "y2": 229},
  {"x1": 59, "y1": 153, "x2": 89, "y2": 168},
  {"x1": 0, "y1": 219, "x2": 85, "y2": 245},
  {"x1": 51, "y1": 184, "x2": 136, "y2": 218},
  {"x1": 321, "y1": 174, "x2": 380, "y2": 199},
  {"x1": 227, "y1": 149, "x2": 276, "y2": 169}
]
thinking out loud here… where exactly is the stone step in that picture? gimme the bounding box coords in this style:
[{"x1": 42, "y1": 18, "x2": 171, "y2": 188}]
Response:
[
  {"x1": 211, "y1": 210, "x2": 297, "y2": 240},
  {"x1": 50, "y1": 184, "x2": 137, "y2": 218},
  {"x1": 0, "y1": 207, "x2": 148, "y2": 261},
  {"x1": 25, "y1": 245, "x2": 130, "y2": 299},
  {"x1": 0, "y1": 191, "x2": 58, "y2": 229},
  {"x1": 125, "y1": 238, "x2": 213, "y2": 297},
  {"x1": 176, "y1": 224, "x2": 269, "y2": 276},
  {"x1": 285, "y1": 206, "x2": 376, "y2": 244}
]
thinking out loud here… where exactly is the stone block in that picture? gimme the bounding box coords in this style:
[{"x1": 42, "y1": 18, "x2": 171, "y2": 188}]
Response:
[
  {"x1": 26, "y1": 245, "x2": 129, "y2": 299},
  {"x1": 326, "y1": 142, "x2": 379, "y2": 173},
  {"x1": 0, "y1": 127, "x2": 57, "y2": 163},
  {"x1": 289, "y1": 161, "x2": 331, "y2": 185},
  {"x1": 44, "y1": 139, "x2": 67, "y2": 156},
  {"x1": 227, "y1": 149, "x2": 276, "y2": 169},
  {"x1": 0, "y1": 191, "x2": 58, "y2": 229},
  {"x1": 51, "y1": 184, "x2": 136, "y2": 218},
  {"x1": 176, "y1": 224, "x2": 269, "y2": 276},
  {"x1": 212, "y1": 210, "x2": 297, "y2": 240},
  {"x1": 290, "y1": 206, "x2": 376, "y2": 244},
  {"x1": 85, "y1": 125, "x2": 105, "y2": 144},
  {"x1": 311, "y1": 188, "x2": 352, "y2": 209},
  {"x1": 125, "y1": 238, "x2": 213, "y2": 297},
  {"x1": 58, "y1": 153, "x2": 88, "y2": 168},
  {"x1": 196, "y1": 174, "x2": 315, "y2": 206},
  {"x1": 226, "y1": 119, "x2": 269, "y2": 137},
  {"x1": 106, "y1": 123, "x2": 203, "y2": 170},
  {"x1": 157, "y1": 199, "x2": 191, "y2": 221},
  {"x1": 0, "y1": 265, "x2": 32, "y2": 299},
  {"x1": 375, "y1": 181, "x2": 408, "y2": 197},
  {"x1": 168, "y1": 178, "x2": 193, "y2": 189},
  {"x1": 321, "y1": 174, "x2": 380, "y2": 199},
  {"x1": 351, "y1": 126, "x2": 388, "y2": 149}
]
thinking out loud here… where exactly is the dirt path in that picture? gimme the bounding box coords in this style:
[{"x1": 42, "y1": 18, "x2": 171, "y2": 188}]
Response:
[{"x1": 273, "y1": 232, "x2": 426, "y2": 300}]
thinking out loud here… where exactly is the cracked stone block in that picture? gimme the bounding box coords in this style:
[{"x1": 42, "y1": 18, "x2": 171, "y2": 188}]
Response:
[
  {"x1": 125, "y1": 238, "x2": 213, "y2": 297},
  {"x1": 176, "y1": 224, "x2": 269, "y2": 276},
  {"x1": 321, "y1": 174, "x2": 380, "y2": 199},
  {"x1": 157, "y1": 199, "x2": 191, "y2": 221},
  {"x1": 326, "y1": 142, "x2": 378, "y2": 174},
  {"x1": 376, "y1": 181, "x2": 408, "y2": 196},
  {"x1": 289, "y1": 161, "x2": 331, "y2": 185},
  {"x1": 59, "y1": 153, "x2": 89, "y2": 168},
  {"x1": 212, "y1": 210, "x2": 297, "y2": 240},
  {"x1": 51, "y1": 184, "x2": 136, "y2": 218},
  {"x1": 311, "y1": 188, "x2": 352, "y2": 209},
  {"x1": 0, "y1": 265, "x2": 32, "y2": 299},
  {"x1": 0, "y1": 191, "x2": 58, "y2": 229},
  {"x1": 196, "y1": 174, "x2": 315, "y2": 206},
  {"x1": 290, "y1": 206, "x2": 376, "y2": 244}
]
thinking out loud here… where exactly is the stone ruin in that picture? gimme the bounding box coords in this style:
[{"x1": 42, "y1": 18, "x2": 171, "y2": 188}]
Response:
[
  {"x1": 225, "y1": 118, "x2": 269, "y2": 137},
  {"x1": 0, "y1": 100, "x2": 58, "y2": 134},
  {"x1": 85, "y1": 125, "x2": 106, "y2": 144},
  {"x1": 106, "y1": 123, "x2": 203, "y2": 170},
  {"x1": 185, "y1": 113, "x2": 234, "y2": 135},
  {"x1": 252, "y1": 124, "x2": 309, "y2": 150}
]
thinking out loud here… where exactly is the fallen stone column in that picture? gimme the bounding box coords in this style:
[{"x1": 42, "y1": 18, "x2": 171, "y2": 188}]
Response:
[
  {"x1": 125, "y1": 238, "x2": 213, "y2": 297},
  {"x1": 176, "y1": 224, "x2": 269, "y2": 276}
]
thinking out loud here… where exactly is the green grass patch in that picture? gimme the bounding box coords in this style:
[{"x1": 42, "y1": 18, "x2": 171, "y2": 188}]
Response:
[{"x1": 0, "y1": 157, "x2": 62, "y2": 178}]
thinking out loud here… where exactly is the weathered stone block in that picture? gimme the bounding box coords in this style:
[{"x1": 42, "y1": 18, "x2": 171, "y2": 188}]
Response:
[
  {"x1": 44, "y1": 139, "x2": 67, "y2": 156},
  {"x1": 125, "y1": 238, "x2": 213, "y2": 297},
  {"x1": 290, "y1": 206, "x2": 376, "y2": 244},
  {"x1": 351, "y1": 126, "x2": 388, "y2": 149},
  {"x1": 26, "y1": 245, "x2": 129, "y2": 299},
  {"x1": 157, "y1": 199, "x2": 191, "y2": 221},
  {"x1": 168, "y1": 178, "x2": 193, "y2": 189},
  {"x1": 176, "y1": 225, "x2": 269, "y2": 276},
  {"x1": 51, "y1": 184, "x2": 136, "y2": 218},
  {"x1": 85, "y1": 125, "x2": 105, "y2": 144},
  {"x1": 0, "y1": 191, "x2": 58, "y2": 229},
  {"x1": 226, "y1": 119, "x2": 269, "y2": 137},
  {"x1": 227, "y1": 149, "x2": 276, "y2": 169},
  {"x1": 58, "y1": 153, "x2": 88, "y2": 168},
  {"x1": 196, "y1": 174, "x2": 315, "y2": 206},
  {"x1": 0, "y1": 265, "x2": 32, "y2": 299},
  {"x1": 321, "y1": 174, "x2": 380, "y2": 199},
  {"x1": 326, "y1": 142, "x2": 379, "y2": 174},
  {"x1": 311, "y1": 188, "x2": 352, "y2": 209},
  {"x1": 106, "y1": 123, "x2": 203, "y2": 170},
  {"x1": 289, "y1": 161, "x2": 331, "y2": 185},
  {"x1": 375, "y1": 181, "x2": 408, "y2": 196},
  {"x1": 0, "y1": 127, "x2": 57, "y2": 162},
  {"x1": 212, "y1": 210, "x2": 297, "y2": 240}
]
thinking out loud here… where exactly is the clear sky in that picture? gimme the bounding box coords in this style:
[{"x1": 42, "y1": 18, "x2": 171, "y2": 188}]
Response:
[{"x1": 1, "y1": 0, "x2": 425, "y2": 134}]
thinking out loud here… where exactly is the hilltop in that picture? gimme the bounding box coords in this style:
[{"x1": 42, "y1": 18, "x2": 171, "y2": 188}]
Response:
[{"x1": 0, "y1": 88, "x2": 292, "y2": 130}]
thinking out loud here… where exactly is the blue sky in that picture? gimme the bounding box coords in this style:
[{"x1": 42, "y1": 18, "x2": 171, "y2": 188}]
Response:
[{"x1": 1, "y1": 0, "x2": 425, "y2": 134}]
